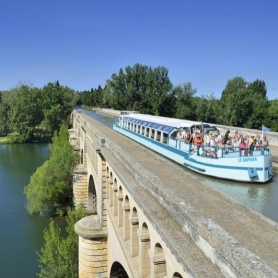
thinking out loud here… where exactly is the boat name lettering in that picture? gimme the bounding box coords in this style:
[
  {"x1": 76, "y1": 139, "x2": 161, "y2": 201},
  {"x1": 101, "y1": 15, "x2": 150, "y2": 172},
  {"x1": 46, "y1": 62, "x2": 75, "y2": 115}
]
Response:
[{"x1": 238, "y1": 157, "x2": 257, "y2": 162}]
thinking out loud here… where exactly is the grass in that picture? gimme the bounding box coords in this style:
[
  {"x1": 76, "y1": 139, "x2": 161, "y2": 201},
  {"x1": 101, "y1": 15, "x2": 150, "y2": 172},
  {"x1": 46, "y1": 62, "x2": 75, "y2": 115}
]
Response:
[{"x1": 0, "y1": 132, "x2": 18, "y2": 144}]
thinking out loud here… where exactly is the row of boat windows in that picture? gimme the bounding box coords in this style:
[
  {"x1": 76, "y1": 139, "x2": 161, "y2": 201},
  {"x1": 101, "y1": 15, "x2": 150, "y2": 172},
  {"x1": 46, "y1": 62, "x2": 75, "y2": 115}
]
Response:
[
  {"x1": 122, "y1": 121, "x2": 214, "y2": 144},
  {"x1": 123, "y1": 121, "x2": 169, "y2": 143}
]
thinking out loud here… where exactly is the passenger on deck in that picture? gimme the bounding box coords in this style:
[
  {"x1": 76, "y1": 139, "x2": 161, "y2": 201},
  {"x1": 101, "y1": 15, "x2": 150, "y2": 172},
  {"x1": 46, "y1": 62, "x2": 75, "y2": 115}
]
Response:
[
  {"x1": 203, "y1": 130, "x2": 210, "y2": 146},
  {"x1": 248, "y1": 136, "x2": 255, "y2": 155},
  {"x1": 262, "y1": 136, "x2": 269, "y2": 146},
  {"x1": 185, "y1": 132, "x2": 193, "y2": 143},
  {"x1": 223, "y1": 130, "x2": 230, "y2": 145},
  {"x1": 262, "y1": 136, "x2": 269, "y2": 153},
  {"x1": 250, "y1": 139, "x2": 257, "y2": 156},
  {"x1": 234, "y1": 131, "x2": 240, "y2": 141},
  {"x1": 256, "y1": 135, "x2": 262, "y2": 146},
  {"x1": 193, "y1": 132, "x2": 202, "y2": 155},
  {"x1": 239, "y1": 138, "x2": 246, "y2": 156},
  {"x1": 176, "y1": 128, "x2": 186, "y2": 140},
  {"x1": 231, "y1": 138, "x2": 239, "y2": 152},
  {"x1": 216, "y1": 133, "x2": 223, "y2": 145},
  {"x1": 210, "y1": 135, "x2": 217, "y2": 158}
]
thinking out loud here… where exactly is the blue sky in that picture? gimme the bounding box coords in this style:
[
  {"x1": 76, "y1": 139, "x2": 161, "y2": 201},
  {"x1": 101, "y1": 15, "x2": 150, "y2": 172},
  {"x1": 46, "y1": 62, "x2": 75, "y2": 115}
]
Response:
[{"x1": 1, "y1": 0, "x2": 277, "y2": 99}]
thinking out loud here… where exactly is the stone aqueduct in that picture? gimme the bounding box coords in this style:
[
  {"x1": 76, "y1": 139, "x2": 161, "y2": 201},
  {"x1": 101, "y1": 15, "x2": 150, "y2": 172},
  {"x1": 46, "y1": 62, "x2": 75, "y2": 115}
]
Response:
[{"x1": 70, "y1": 110, "x2": 278, "y2": 278}]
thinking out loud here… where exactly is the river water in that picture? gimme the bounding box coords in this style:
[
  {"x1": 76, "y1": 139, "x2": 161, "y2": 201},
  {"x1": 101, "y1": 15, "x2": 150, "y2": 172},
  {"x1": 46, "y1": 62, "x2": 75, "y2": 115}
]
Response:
[{"x1": 0, "y1": 144, "x2": 51, "y2": 278}]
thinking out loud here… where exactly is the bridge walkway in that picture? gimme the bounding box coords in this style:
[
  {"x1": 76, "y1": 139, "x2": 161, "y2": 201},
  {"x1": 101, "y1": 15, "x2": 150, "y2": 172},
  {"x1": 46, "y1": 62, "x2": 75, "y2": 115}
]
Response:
[{"x1": 83, "y1": 114, "x2": 278, "y2": 277}]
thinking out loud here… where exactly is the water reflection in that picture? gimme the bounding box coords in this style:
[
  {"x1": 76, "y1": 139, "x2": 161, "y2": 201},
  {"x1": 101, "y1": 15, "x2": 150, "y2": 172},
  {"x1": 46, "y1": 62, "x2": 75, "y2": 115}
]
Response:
[
  {"x1": 203, "y1": 174, "x2": 278, "y2": 223},
  {"x1": 78, "y1": 108, "x2": 278, "y2": 224}
]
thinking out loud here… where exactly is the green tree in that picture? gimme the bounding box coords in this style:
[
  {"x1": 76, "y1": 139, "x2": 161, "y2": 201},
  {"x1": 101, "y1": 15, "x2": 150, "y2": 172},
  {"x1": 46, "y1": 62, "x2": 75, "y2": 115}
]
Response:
[
  {"x1": 0, "y1": 92, "x2": 10, "y2": 135},
  {"x1": 79, "y1": 86, "x2": 105, "y2": 108},
  {"x1": 9, "y1": 83, "x2": 43, "y2": 142},
  {"x1": 41, "y1": 82, "x2": 76, "y2": 133},
  {"x1": 194, "y1": 94, "x2": 219, "y2": 123},
  {"x1": 105, "y1": 63, "x2": 172, "y2": 115},
  {"x1": 174, "y1": 82, "x2": 197, "y2": 120},
  {"x1": 219, "y1": 77, "x2": 270, "y2": 128},
  {"x1": 219, "y1": 77, "x2": 249, "y2": 126},
  {"x1": 24, "y1": 125, "x2": 78, "y2": 215},
  {"x1": 245, "y1": 79, "x2": 269, "y2": 129},
  {"x1": 144, "y1": 66, "x2": 173, "y2": 115},
  {"x1": 37, "y1": 206, "x2": 87, "y2": 278},
  {"x1": 266, "y1": 99, "x2": 278, "y2": 131}
]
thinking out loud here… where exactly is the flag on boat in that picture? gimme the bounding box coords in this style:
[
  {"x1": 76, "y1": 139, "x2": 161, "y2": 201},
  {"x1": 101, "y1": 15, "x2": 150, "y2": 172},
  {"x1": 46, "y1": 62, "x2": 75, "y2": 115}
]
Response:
[{"x1": 262, "y1": 125, "x2": 271, "y2": 132}]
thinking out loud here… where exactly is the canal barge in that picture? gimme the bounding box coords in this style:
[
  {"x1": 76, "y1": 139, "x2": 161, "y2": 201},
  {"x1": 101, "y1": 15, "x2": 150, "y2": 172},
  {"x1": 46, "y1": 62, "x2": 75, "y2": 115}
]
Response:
[{"x1": 113, "y1": 113, "x2": 273, "y2": 183}]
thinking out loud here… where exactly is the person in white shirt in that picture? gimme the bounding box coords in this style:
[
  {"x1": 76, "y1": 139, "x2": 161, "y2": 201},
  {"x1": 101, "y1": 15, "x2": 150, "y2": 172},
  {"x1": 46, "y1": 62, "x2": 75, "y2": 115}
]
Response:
[
  {"x1": 203, "y1": 130, "x2": 210, "y2": 146},
  {"x1": 210, "y1": 135, "x2": 217, "y2": 157},
  {"x1": 176, "y1": 128, "x2": 186, "y2": 140}
]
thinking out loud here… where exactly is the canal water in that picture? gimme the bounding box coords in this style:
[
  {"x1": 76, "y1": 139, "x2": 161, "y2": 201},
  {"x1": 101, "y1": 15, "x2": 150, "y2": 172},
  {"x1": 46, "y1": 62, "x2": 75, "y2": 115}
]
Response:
[
  {"x1": 82, "y1": 109, "x2": 278, "y2": 224},
  {"x1": 0, "y1": 144, "x2": 51, "y2": 278}
]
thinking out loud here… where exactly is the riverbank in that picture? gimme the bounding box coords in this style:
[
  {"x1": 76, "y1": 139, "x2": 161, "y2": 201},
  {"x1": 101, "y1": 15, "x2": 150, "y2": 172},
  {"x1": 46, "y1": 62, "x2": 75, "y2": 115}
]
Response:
[
  {"x1": 0, "y1": 132, "x2": 17, "y2": 144},
  {"x1": 0, "y1": 132, "x2": 52, "y2": 145}
]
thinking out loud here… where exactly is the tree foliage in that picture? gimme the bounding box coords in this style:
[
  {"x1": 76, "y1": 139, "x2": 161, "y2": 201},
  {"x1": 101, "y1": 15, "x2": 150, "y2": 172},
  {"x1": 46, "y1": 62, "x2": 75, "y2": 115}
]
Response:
[
  {"x1": 267, "y1": 99, "x2": 278, "y2": 131},
  {"x1": 8, "y1": 84, "x2": 43, "y2": 142},
  {"x1": 173, "y1": 82, "x2": 197, "y2": 120},
  {"x1": 37, "y1": 205, "x2": 87, "y2": 278},
  {"x1": 41, "y1": 82, "x2": 76, "y2": 133},
  {"x1": 0, "y1": 81, "x2": 76, "y2": 143},
  {"x1": 0, "y1": 92, "x2": 10, "y2": 135},
  {"x1": 219, "y1": 77, "x2": 270, "y2": 128},
  {"x1": 24, "y1": 125, "x2": 78, "y2": 216},
  {"x1": 1, "y1": 69, "x2": 277, "y2": 134},
  {"x1": 105, "y1": 63, "x2": 173, "y2": 115}
]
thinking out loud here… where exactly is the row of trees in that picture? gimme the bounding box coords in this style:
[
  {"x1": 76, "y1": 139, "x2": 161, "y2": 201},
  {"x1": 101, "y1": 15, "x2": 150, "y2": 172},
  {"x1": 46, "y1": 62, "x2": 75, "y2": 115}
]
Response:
[
  {"x1": 24, "y1": 125, "x2": 85, "y2": 277},
  {"x1": 1, "y1": 64, "x2": 277, "y2": 139},
  {"x1": 78, "y1": 64, "x2": 278, "y2": 131},
  {"x1": 0, "y1": 81, "x2": 77, "y2": 142}
]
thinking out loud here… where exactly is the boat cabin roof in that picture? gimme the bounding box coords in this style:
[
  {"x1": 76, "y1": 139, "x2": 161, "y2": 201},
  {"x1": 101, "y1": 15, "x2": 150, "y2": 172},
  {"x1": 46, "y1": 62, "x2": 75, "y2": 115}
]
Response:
[{"x1": 120, "y1": 114, "x2": 206, "y2": 134}]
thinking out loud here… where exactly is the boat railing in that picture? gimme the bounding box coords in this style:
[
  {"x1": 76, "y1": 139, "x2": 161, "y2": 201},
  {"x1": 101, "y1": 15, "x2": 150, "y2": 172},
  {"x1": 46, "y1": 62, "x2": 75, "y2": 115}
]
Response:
[
  {"x1": 192, "y1": 144, "x2": 270, "y2": 158},
  {"x1": 172, "y1": 138, "x2": 270, "y2": 159}
]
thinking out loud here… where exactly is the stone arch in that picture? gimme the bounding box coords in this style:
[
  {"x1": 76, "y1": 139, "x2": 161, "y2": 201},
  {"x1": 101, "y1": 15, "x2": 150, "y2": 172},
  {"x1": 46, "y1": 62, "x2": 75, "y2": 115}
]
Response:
[
  {"x1": 88, "y1": 174, "x2": 97, "y2": 213},
  {"x1": 117, "y1": 186, "x2": 123, "y2": 227},
  {"x1": 173, "y1": 272, "x2": 183, "y2": 278},
  {"x1": 139, "y1": 222, "x2": 151, "y2": 277},
  {"x1": 113, "y1": 177, "x2": 118, "y2": 216},
  {"x1": 123, "y1": 195, "x2": 130, "y2": 240},
  {"x1": 110, "y1": 261, "x2": 129, "y2": 278},
  {"x1": 130, "y1": 207, "x2": 139, "y2": 257},
  {"x1": 152, "y1": 243, "x2": 167, "y2": 277}
]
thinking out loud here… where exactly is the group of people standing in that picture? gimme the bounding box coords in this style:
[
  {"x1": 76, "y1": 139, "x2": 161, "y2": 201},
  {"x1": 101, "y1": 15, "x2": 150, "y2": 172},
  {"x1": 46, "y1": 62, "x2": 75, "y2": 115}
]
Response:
[{"x1": 176, "y1": 127, "x2": 269, "y2": 157}]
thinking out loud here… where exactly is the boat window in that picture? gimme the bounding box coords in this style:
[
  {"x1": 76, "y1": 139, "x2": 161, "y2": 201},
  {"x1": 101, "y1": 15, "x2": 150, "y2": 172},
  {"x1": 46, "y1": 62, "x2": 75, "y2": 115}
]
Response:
[
  {"x1": 171, "y1": 131, "x2": 178, "y2": 139},
  {"x1": 146, "y1": 128, "x2": 150, "y2": 137},
  {"x1": 162, "y1": 133, "x2": 168, "y2": 144},
  {"x1": 156, "y1": 131, "x2": 161, "y2": 141},
  {"x1": 142, "y1": 126, "x2": 145, "y2": 135},
  {"x1": 150, "y1": 129, "x2": 155, "y2": 139}
]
